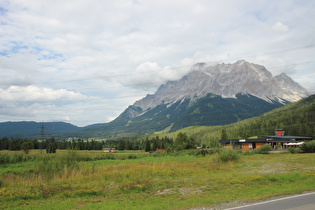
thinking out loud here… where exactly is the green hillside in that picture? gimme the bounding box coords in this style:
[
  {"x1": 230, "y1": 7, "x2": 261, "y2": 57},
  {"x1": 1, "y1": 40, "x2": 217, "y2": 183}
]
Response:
[{"x1": 147, "y1": 94, "x2": 315, "y2": 147}]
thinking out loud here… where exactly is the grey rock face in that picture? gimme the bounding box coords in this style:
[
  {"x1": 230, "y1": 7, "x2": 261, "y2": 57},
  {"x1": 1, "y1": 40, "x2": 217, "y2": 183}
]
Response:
[{"x1": 133, "y1": 60, "x2": 308, "y2": 113}]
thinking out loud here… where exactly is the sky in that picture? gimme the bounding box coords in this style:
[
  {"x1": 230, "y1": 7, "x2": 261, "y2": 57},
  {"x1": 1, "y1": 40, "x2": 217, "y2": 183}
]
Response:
[{"x1": 0, "y1": 0, "x2": 314, "y2": 127}]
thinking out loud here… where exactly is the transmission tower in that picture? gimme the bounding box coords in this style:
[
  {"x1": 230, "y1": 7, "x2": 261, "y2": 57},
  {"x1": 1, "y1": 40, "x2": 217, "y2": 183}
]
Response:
[{"x1": 39, "y1": 122, "x2": 47, "y2": 154}]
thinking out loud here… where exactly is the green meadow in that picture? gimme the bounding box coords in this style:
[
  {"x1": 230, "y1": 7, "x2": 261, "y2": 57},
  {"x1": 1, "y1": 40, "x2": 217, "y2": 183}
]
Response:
[{"x1": 0, "y1": 150, "x2": 314, "y2": 209}]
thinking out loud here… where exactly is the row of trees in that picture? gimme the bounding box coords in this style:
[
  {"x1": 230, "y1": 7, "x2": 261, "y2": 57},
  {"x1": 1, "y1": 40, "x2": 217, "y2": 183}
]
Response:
[
  {"x1": 0, "y1": 137, "x2": 104, "y2": 151},
  {"x1": 117, "y1": 136, "x2": 174, "y2": 151},
  {"x1": 118, "y1": 133, "x2": 197, "y2": 152},
  {"x1": 0, "y1": 132, "x2": 198, "y2": 152}
]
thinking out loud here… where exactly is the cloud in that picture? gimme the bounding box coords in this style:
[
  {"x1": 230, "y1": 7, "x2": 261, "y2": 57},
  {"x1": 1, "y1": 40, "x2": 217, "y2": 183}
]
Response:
[
  {"x1": 0, "y1": 0, "x2": 314, "y2": 126},
  {"x1": 272, "y1": 22, "x2": 289, "y2": 32},
  {"x1": 120, "y1": 61, "x2": 193, "y2": 90},
  {"x1": 0, "y1": 85, "x2": 87, "y2": 104},
  {"x1": 0, "y1": 84, "x2": 135, "y2": 126},
  {"x1": 295, "y1": 72, "x2": 315, "y2": 94}
]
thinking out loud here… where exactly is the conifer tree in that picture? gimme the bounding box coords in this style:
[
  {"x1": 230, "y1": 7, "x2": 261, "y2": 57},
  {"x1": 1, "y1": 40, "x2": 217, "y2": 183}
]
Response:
[{"x1": 145, "y1": 139, "x2": 151, "y2": 152}]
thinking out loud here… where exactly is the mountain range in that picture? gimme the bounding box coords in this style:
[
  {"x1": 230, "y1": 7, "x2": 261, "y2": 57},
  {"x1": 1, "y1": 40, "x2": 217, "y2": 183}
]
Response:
[
  {"x1": 0, "y1": 121, "x2": 79, "y2": 139},
  {"x1": 131, "y1": 60, "x2": 307, "y2": 114},
  {"x1": 0, "y1": 60, "x2": 309, "y2": 138}
]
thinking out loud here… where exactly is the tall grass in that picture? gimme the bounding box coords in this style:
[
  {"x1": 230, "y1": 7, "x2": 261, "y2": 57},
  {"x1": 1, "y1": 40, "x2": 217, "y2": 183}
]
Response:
[
  {"x1": 36, "y1": 151, "x2": 81, "y2": 181},
  {"x1": 0, "y1": 153, "x2": 36, "y2": 164},
  {"x1": 35, "y1": 150, "x2": 141, "y2": 182},
  {"x1": 1, "y1": 150, "x2": 315, "y2": 209}
]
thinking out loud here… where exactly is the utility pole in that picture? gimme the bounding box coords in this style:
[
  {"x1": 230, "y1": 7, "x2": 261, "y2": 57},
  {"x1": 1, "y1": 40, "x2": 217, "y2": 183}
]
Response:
[{"x1": 40, "y1": 122, "x2": 45, "y2": 154}]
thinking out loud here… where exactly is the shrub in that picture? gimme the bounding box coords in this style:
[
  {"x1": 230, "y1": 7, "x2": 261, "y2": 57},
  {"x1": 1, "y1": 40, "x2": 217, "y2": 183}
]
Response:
[
  {"x1": 300, "y1": 140, "x2": 315, "y2": 153},
  {"x1": 257, "y1": 144, "x2": 272, "y2": 154},
  {"x1": 102, "y1": 154, "x2": 116, "y2": 160},
  {"x1": 0, "y1": 154, "x2": 10, "y2": 164},
  {"x1": 194, "y1": 149, "x2": 219, "y2": 156},
  {"x1": 127, "y1": 154, "x2": 137, "y2": 159},
  {"x1": 288, "y1": 147, "x2": 301, "y2": 154},
  {"x1": 197, "y1": 149, "x2": 208, "y2": 157},
  {"x1": 21, "y1": 141, "x2": 34, "y2": 154},
  {"x1": 215, "y1": 149, "x2": 241, "y2": 163},
  {"x1": 46, "y1": 143, "x2": 56, "y2": 153}
]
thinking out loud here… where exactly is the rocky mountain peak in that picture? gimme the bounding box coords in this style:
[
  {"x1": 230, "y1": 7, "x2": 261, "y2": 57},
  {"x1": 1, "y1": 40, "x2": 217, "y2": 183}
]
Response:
[
  {"x1": 275, "y1": 72, "x2": 290, "y2": 80},
  {"x1": 133, "y1": 60, "x2": 308, "y2": 114}
]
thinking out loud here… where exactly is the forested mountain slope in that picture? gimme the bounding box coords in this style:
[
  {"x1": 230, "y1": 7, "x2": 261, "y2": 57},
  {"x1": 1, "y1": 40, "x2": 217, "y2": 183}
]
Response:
[
  {"x1": 149, "y1": 94, "x2": 315, "y2": 147},
  {"x1": 71, "y1": 93, "x2": 285, "y2": 138}
]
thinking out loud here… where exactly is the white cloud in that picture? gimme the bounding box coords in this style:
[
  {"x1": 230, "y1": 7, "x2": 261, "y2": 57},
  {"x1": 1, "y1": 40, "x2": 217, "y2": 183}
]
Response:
[
  {"x1": 0, "y1": 0, "x2": 314, "y2": 126},
  {"x1": 120, "y1": 61, "x2": 193, "y2": 90},
  {"x1": 272, "y1": 22, "x2": 289, "y2": 32},
  {"x1": 0, "y1": 85, "x2": 86, "y2": 103},
  {"x1": 0, "y1": 84, "x2": 135, "y2": 126}
]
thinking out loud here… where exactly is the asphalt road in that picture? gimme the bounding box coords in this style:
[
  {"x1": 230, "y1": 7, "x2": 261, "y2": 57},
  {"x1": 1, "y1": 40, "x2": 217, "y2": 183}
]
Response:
[{"x1": 228, "y1": 192, "x2": 315, "y2": 210}]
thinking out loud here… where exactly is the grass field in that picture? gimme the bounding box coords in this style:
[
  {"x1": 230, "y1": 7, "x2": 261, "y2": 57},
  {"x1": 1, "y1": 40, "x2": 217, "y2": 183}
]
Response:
[{"x1": 0, "y1": 149, "x2": 314, "y2": 209}]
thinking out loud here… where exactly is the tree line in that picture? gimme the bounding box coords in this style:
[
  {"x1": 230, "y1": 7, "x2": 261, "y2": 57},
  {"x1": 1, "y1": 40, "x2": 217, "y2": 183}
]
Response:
[
  {"x1": 0, "y1": 132, "x2": 197, "y2": 152},
  {"x1": 0, "y1": 137, "x2": 104, "y2": 151}
]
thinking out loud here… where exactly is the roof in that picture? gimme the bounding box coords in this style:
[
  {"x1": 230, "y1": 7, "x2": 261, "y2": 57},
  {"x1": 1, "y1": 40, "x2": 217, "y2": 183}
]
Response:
[
  {"x1": 219, "y1": 138, "x2": 267, "y2": 144},
  {"x1": 219, "y1": 136, "x2": 312, "y2": 144},
  {"x1": 262, "y1": 135, "x2": 312, "y2": 141}
]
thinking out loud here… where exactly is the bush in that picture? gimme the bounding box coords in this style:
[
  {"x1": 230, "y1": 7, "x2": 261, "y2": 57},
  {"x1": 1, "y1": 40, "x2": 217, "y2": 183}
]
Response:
[
  {"x1": 215, "y1": 149, "x2": 241, "y2": 163},
  {"x1": 197, "y1": 149, "x2": 208, "y2": 157},
  {"x1": 21, "y1": 141, "x2": 34, "y2": 154},
  {"x1": 288, "y1": 147, "x2": 301, "y2": 154},
  {"x1": 0, "y1": 154, "x2": 10, "y2": 164},
  {"x1": 194, "y1": 149, "x2": 220, "y2": 156},
  {"x1": 300, "y1": 140, "x2": 315, "y2": 153},
  {"x1": 128, "y1": 154, "x2": 137, "y2": 159},
  {"x1": 46, "y1": 143, "x2": 56, "y2": 154},
  {"x1": 257, "y1": 144, "x2": 272, "y2": 154},
  {"x1": 102, "y1": 154, "x2": 116, "y2": 160}
]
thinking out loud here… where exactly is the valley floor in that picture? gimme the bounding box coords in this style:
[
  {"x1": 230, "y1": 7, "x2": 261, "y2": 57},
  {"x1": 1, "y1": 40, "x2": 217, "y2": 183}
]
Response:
[{"x1": 0, "y1": 150, "x2": 314, "y2": 209}]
